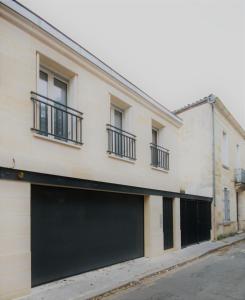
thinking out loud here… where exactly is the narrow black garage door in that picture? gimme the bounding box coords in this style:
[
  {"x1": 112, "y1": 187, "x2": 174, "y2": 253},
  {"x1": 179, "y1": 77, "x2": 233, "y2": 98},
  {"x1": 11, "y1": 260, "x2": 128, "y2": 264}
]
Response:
[
  {"x1": 163, "y1": 198, "x2": 174, "y2": 250},
  {"x1": 180, "y1": 199, "x2": 211, "y2": 248},
  {"x1": 31, "y1": 185, "x2": 144, "y2": 286}
]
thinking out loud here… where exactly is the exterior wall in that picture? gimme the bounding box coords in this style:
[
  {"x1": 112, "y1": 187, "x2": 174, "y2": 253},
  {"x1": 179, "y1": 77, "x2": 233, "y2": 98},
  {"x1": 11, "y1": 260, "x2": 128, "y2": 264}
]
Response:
[
  {"x1": 173, "y1": 198, "x2": 181, "y2": 250},
  {"x1": 0, "y1": 10, "x2": 180, "y2": 193},
  {"x1": 178, "y1": 104, "x2": 213, "y2": 197},
  {"x1": 214, "y1": 108, "x2": 245, "y2": 237},
  {"x1": 0, "y1": 181, "x2": 31, "y2": 300},
  {"x1": 144, "y1": 195, "x2": 163, "y2": 257},
  {"x1": 178, "y1": 102, "x2": 245, "y2": 239}
]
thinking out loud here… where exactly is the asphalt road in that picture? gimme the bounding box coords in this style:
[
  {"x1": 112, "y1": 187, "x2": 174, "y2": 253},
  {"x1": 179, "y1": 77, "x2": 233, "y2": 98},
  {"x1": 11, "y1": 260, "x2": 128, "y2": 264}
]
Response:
[{"x1": 106, "y1": 241, "x2": 245, "y2": 300}]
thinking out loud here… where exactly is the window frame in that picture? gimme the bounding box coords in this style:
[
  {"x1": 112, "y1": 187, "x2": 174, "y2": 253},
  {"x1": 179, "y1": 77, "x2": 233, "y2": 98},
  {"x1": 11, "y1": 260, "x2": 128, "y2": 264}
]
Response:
[
  {"x1": 222, "y1": 131, "x2": 229, "y2": 168},
  {"x1": 224, "y1": 187, "x2": 231, "y2": 222},
  {"x1": 152, "y1": 127, "x2": 159, "y2": 146},
  {"x1": 110, "y1": 105, "x2": 124, "y2": 130},
  {"x1": 39, "y1": 66, "x2": 69, "y2": 105}
]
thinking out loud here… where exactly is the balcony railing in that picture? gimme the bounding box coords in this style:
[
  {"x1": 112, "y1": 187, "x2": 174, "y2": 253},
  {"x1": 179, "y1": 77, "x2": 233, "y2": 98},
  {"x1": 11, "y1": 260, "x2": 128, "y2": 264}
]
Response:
[
  {"x1": 31, "y1": 92, "x2": 83, "y2": 145},
  {"x1": 150, "y1": 143, "x2": 169, "y2": 170},
  {"x1": 107, "y1": 124, "x2": 136, "y2": 160},
  {"x1": 235, "y1": 168, "x2": 245, "y2": 185}
]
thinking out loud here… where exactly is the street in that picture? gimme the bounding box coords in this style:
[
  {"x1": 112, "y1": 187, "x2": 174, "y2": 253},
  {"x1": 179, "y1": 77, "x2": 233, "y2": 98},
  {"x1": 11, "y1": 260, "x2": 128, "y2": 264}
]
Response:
[{"x1": 105, "y1": 241, "x2": 245, "y2": 300}]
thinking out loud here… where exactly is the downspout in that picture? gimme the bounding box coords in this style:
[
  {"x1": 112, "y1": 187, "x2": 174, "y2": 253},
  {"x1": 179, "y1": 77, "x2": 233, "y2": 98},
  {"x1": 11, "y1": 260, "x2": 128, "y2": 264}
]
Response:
[{"x1": 208, "y1": 95, "x2": 217, "y2": 239}]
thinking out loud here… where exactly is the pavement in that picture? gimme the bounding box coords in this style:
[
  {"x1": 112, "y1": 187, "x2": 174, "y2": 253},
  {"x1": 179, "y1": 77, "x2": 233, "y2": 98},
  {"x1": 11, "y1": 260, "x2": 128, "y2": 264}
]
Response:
[
  {"x1": 106, "y1": 240, "x2": 245, "y2": 300},
  {"x1": 18, "y1": 233, "x2": 245, "y2": 300}
]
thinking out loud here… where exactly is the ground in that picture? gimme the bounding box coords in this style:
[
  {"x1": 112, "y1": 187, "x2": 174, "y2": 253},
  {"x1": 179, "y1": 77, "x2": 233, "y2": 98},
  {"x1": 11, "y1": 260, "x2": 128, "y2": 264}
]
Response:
[{"x1": 104, "y1": 241, "x2": 245, "y2": 300}]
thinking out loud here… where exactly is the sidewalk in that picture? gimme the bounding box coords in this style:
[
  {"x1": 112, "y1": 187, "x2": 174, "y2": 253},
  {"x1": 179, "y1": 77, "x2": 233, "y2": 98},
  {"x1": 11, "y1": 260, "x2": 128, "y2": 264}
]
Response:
[{"x1": 19, "y1": 233, "x2": 245, "y2": 300}]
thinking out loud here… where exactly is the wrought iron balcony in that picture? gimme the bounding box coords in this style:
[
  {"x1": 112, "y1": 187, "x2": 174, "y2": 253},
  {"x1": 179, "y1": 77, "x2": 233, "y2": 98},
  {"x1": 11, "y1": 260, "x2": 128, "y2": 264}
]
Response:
[
  {"x1": 150, "y1": 143, "x2": 169, "y2": 171},
  {"x1": 31, "y1": 92, "x2": 83, "y2": 145},
  {"x1": 107, "y1": 124, "x2": 136, "y2": 160},
  {"x1": 235, "y1": 168, "x2": 245, "y2": 185}
]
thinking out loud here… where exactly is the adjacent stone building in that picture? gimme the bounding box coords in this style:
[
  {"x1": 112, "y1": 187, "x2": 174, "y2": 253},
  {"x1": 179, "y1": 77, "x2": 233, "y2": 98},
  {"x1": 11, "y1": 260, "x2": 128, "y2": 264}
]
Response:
[{"x1": 175, "y1": 95, "x2": 245, "y2": 239}]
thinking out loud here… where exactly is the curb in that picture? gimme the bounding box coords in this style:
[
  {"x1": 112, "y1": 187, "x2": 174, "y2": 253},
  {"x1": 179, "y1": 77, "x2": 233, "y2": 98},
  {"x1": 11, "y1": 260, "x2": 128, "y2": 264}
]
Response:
[{"x1": 89, "y1": 237, "x2": 245, "y2": 300}]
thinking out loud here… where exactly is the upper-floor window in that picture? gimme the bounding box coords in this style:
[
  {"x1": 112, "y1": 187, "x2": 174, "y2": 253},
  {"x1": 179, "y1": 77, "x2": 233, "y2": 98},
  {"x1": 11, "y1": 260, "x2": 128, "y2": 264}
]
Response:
[
  {"x1": 152, "y1": 128, "x2": 158, "y2": 145},
  {"x1": 222, "y1": 131, "x2": 229, "y2": 167},
  {"x1": 150, "y1": 123, "x2": 169, "y2": 170},
  {"x1": 224, "y1": 188, "x2": 230, "y2": 222},
  {"x1": 111, "y1": 105, "x2": 123, "y2": 130},
  {"x1": 107, "y1": 98, "x2": 136, "y2": 160},
  {"x1": 236, "y1": 144, "x2": 240, "y2": 169},
  {"x1": 31, "y1": 63, "x2": 83, "y2": 145},
  {"x1": 38, "y1": 68, "x2": 68, "y2": 139}
]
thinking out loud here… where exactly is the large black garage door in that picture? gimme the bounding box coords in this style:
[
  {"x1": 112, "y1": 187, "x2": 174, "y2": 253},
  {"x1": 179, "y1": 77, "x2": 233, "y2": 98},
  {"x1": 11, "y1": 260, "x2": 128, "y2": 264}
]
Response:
[
  {"x1": 180, "y1": 199, "x2": 211, "y2": 248},
  {"x1": 31, "y1": 185, "x2": 144, "y2": 286}
]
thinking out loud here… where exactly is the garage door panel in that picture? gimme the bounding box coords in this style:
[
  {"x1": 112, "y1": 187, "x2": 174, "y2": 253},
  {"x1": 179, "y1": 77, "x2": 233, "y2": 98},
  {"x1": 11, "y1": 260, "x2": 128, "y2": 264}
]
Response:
[
  {"x1": 31, "y1": 185, "x2": 144, "y2": 286},
  {"x1": 181, "y1": 199, "x2": 211, "y2": 248}
]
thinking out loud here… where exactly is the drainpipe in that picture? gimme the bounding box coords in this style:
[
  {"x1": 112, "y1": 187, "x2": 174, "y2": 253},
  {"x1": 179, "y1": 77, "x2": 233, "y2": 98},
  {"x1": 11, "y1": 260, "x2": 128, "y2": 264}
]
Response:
[{"x1": 208, "y1": 95, "x2": 217, "y2": 239}]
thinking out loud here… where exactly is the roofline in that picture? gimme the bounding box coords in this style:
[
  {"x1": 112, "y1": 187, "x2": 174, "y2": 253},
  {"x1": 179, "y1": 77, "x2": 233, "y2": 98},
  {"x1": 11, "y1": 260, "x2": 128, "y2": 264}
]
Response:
[
  {"x1": 173, "y1": 94, "x2": 217, "y2": 115},
  {"x1": 214, "y1": 98, "x2": 245, "y2": 139},
  {"x1": 174, "y1": 94, "x2": 245, "y2": 139},
  {"x1": 1, "y1": 0, "x2": 182, "y2": 126}
]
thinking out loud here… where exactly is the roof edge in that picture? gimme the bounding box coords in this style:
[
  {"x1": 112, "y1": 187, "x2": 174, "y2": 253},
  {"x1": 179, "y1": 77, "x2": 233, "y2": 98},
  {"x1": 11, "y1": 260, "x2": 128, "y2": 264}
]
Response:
[
  {"x1": 174, "y1": 94, "x2": 245, "y2": 139},
  {"x1": 173, "y1": 94, "x2": 216, "y2": 115},
  {"x1": 1, "y1": 0, "x2": 182, "y2": 126}
]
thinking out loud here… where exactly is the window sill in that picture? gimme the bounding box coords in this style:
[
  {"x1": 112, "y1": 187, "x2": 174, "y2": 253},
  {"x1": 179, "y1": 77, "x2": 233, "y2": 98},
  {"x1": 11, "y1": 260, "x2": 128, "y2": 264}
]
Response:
[
  {"x1": 222, "y1": 221, "x2": 234, "y2": 226},
  {"x1": 107, "y1": 153, "x2": 136, "y2": 164},
  {"x1": 151, "y1": 166, "x2": 169, "y2": 173},
  {"x1": 33, "y1": 133, "x2": 82, "y2": 149}
]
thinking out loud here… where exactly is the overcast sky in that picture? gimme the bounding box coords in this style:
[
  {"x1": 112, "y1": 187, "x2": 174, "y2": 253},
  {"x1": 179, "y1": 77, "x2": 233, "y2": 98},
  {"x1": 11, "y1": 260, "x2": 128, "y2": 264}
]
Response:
[{"x1": 19, "y1": 0, "x2": 245, "y2": 126}]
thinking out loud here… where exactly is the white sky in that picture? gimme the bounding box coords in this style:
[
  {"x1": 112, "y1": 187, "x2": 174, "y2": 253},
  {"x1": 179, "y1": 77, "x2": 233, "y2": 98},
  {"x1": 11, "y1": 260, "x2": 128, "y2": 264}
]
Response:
[{"x1": 19, "y1": 0, "x2": 245, "y2": 126}]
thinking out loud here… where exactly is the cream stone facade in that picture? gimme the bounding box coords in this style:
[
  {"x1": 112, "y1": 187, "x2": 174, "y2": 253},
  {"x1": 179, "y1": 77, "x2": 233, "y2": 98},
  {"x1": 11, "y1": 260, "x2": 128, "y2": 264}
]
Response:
[
  {"x1": 0, "y1": 2, "x2": 234, "y2": 300},
  {"x1": 176, "y1": 96, "x2": 245, "y2": 239},
  {"x1": 0, "y1": 2, "x2": 190, "y2": 299}
]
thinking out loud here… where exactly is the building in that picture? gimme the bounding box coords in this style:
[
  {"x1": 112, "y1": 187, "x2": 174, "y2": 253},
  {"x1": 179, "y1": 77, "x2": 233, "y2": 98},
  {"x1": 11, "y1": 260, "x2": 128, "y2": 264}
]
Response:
[
  {"x1": 174, "y1": 95, "x2": 245, "y2": 241},
  {"x1": 0, "y1": 2, "x2": 213, "y2": 299}
]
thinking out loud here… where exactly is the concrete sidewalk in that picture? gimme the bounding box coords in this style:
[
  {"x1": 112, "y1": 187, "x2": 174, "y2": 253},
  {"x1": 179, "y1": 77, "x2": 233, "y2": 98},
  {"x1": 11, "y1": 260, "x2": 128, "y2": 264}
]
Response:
[{"x1": 19, "y1": 233, "x2": 245, "y2": 300}]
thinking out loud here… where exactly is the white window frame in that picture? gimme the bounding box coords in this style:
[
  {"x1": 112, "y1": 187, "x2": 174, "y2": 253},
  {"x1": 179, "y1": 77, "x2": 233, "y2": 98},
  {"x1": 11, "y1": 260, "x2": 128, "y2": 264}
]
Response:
[
  {"x1": 152, "y1": 127, "x2": 159, "y2": 145},
  {"x1": 236, "y1": 144, "x2": 241, "y2": 169},
  {"x1": 224, "y1": 187, "x2": 230, "y2": 222},
  {"x1": 110, "y1": 105, "x2": 124, "y2": 130},
  {"x1": 222, "y1": 131, "x2": 229, "y2": 167},
  {"x1": 38, "y1": 66, "x2": 69, "y2": 104}
]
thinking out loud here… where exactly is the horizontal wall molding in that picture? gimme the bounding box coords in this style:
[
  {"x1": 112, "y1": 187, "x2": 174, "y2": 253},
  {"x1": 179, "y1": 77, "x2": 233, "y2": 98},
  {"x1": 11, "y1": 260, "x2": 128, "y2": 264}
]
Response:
[{"x1": 0, "y1": 167, "x2": 212, "y2": 202}]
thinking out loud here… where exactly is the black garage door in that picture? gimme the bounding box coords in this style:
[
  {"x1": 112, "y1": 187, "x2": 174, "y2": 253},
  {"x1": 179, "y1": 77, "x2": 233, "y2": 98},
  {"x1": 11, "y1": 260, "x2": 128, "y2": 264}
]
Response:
[
  {"x1": 31, "y1": 185, "x2": 144, "y2": 286},
  {"x1": 163, "y1": 198, "x2": 174, "y2": 250},
  {"x1": 180, "y1": 199, "x2": 211, "y2": 248}
]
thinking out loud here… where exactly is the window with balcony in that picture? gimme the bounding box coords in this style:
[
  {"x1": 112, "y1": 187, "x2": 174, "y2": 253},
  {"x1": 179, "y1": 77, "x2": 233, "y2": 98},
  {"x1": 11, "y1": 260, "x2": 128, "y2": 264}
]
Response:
[
  {"x1": 150, "y1": 125, "x2": 169, "y2": 171},
  {"x1": 31, "y1": 66, "x2": 83, "y2": 145},
  {"x1": 107, "y1": 100, "x2": 135, "y2": 160}
]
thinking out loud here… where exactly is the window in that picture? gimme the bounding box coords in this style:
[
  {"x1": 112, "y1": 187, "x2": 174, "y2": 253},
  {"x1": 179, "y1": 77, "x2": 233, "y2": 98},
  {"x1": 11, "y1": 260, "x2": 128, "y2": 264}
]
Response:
[
  {"x1": 236, "y1": 144, "x2": 240, "y2": 169},
  {"x1": 110, "y1": 105, "x2": 123, "y2": 129},
  {"x1": 150, "y1": 125, "x2": 169, "y2": 170},
  {"x1": 109, "y1": 106, "x2": 124, "y2": 156},
  {"x1": 224, "y1": 188, "x2": 230, "y2": 222},
  {"x1": 38, "y1": 67, "x2": 68, "y2": 139},
  {"x1": 107, "y1": 103, "x2": 136, "y2": 160},
  {"x1": 32, "y1": 56, "x2": 83, "y2": 145},
  {"x1": 222, "y1": 131, "x2": 229, "y2": 167},
  {"x1": 152, "y1": 128, "x2": 158, "y2": 145}
]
